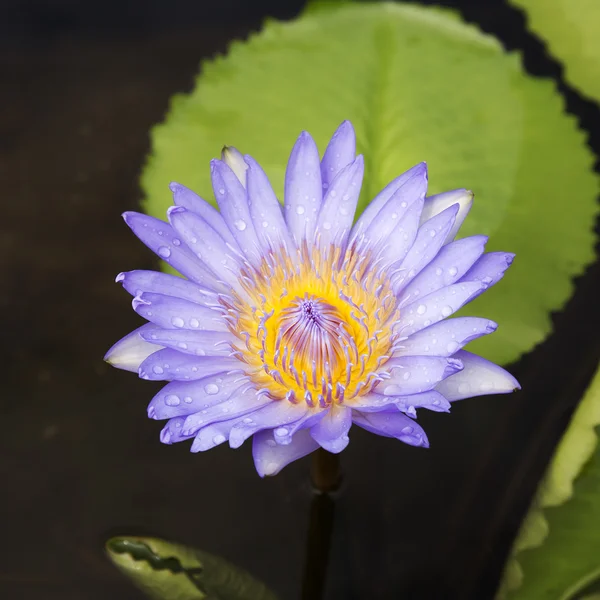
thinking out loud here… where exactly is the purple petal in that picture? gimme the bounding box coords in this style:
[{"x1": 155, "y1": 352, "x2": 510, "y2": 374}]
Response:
[
  {"x1": 375, "y1": 195, "x2": 425, "y2": 268},
  {"x1": 229, "y1": 401, "x2": 308, "y2": 449},
  {"x1": 244, "y1": 155, "x2": 296, "y2": 252},
  {"x1": 140, "y1": 328, "x2": 235, "y2": 357},
  {"x1": 352, "y1": 411, "x2": 429, "y2": 447},
  {"x1": 210, "y1": 159, "x2": 261, "y2": 262},
  {"x1": 421, "y1": 189, "x2": 474, "y2": 244},
  {"x1": 397, "y1": 235, "x2": 487, "y2": 304},
  {"x1": 188, "y1": 388, "x2": 271, "y2": 450},
  {"x1": 392, "y1": 204, "x2": 459, "y2": 293},
  {"x1": 362, "y1": 163, "x2": 427, "y2": 245},
  {"x1": 316, "y1": 155, "x2": 364, "y2": 247},
  {"x1": 350, "y1": 163, "x2": 427, "y2": 241},
  {"x1": 309, "y1": 406, "x2": 352, "y2": 453},
  {"x1": 320, "y1": 121, "x2": 356, "y2": 191},
  {"x1": 378, "y1": 356, "x2": 463, "y2": 395},
  {"x1": 253, "y1": 428, "x2": 319, "y2": 477},
  {"x1": 138, "y1": 348, "x2": 239, "y2": 381},
  {"x1": 148, "y1": 373, "x2": 246, "y2": 419},
  {"x1": 460, "y1": 252, "x2": 516, "y2": 300},
  {"x1": 395, "y1": 317, "x2": 497, "y2": 357},
  {"x1": 395, "y1": 281, "x2": 485, "y2": 337},
  {"x1": 104, "y1": 324, "x2": 162, "y2": 372},
  {"x1": 169, "y1": 182, "x2": 238, "y2": 246},
  {"x1": 117, "y1": 270, "x2": 221, "y2": 305},
  {"x1": 132, "y1": 292, "x2": 226, "y2": 332},
  {"x1": 167, "y1": 206, "x2": 245, "y2": 293},
  {"x1": 159, "y1": 417, "x2": 193, "y2": 445},
  {"x1": 187, "y1": 418, "x2": 238, "y2": 451},
  {"x1": 284, "y1": 131, "x2": 323, "y2": 244},
  {"x1": 352, "y1": 390, "x2": 450, "y2": 414},
  {"x1": 435, "y1": 350, "x2": 520, "y2": 401},
  {"x1": 122, "y1": 212, "x2": 222, "y2": 289}
]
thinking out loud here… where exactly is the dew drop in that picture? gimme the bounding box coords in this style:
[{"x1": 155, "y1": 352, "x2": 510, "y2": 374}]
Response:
[
  {"x1": 243, "y1": 417, "x2": 253, "y2": 424},
  {"x1": 172, "y1": 238, "x2": 181, "y2": 246},
  {"x1": 234, "y1": 219, "x2": 247, "y2": 231},
  {"x1": 152, "y1": 365, "x2": 164, "y2": 374},
  {"x1": 429, "y1": 229, "x2": 436, "y2": 237},
  {"x1": 401, "y1": 426, "x2": 413, "y2": 434},
  {"x1": 400, "y1": 201, "x2": 407, "y2": 208},
  {"x1": 274, "y1": 427, "x2": 288, "y2": 437},
  {"x1": 391, "y1": 212, "x2": 398, "y2": 219},
  {"x1": 262, "y1": 221, "x2": 269, "y2": 228},
  {"x1": 295, "y1": 205, "x2": 305, "y2": 215},
  {"x1": 435, "y1": 267, "x2": 443, "y2": 276},
  {"x1": 183, "y1": 396, "x2": 193, "y2": 404},
  {"x1": 403, "y1": 371, "x2": 411, "y2": 381},
  {"x1": 171, "y1": 316, "x2": 185, "y2": 328},
  {"x1": 158, "y1": 246, "x2": 171, "y2": 258},
  {"x1": 165, "y1": 394, "x2": 180, "y2": 406},
  {"x1": 190, "y1": 318, "x2": 200, "y2": 328},
  {"x1": 416, "y1": 304, "x2": 427, "y2": 315},
  {"x1": 323, "y1": 222, "x2": 332, "y2": 230},
  {"x1": 177, "y1": 342, "x2": 188, "y2": 350},
  {"x1": 448, "y1": 266, "x2": 458, "y2": 277},
  {"x1": 218, "y1": 188, "x2": 225, "y2": 195},
  {"x1": 441, "y1": 306, "x2": 452, "y2": 317},
  {"x1": 204, "y1": 383, "x2": 219, "y2": 395},
  {"x1": 213, "y1": 434, "x2": 226, "y2": 444},
  {"x1": 195, "y1": 348, "x2": 206, "y2": 356}
]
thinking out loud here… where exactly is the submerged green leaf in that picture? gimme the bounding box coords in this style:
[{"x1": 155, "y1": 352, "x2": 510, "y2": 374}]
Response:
[
  {"x1": 106, "y1": 536, "x2": 278, "y2": 600},
  {"x1": 509, "y1": 0, "x2": 600, "y2": 103},
  {"x1": 141, "y1": 3, "x2": 598, "y2": 365},
  {"x1": 498, "y1": 362, "x2": 600, "y2": 599}
]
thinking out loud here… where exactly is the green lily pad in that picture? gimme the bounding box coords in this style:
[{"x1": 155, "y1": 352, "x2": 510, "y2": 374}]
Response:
[
  {"x1": 498, "y1": 362, "x2": 600, "y2": 599},
  {"x1": 509, "y1": 0, "x2": 600, "y2": 103},
  {"x1": 106, "y1": 536, "x2": 278, "y2": 600},
  {"x1": 141, "y1": 3, "x2": 598, "y2": 365}
]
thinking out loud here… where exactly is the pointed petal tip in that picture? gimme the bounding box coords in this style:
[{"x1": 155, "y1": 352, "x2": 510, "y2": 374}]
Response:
[
  {"x1": 115, "y1": 272, "x2": 125, "y2": 283},
  {"x1": 166, "y1": 205, "x2": 185, "y2": 218},
  {"x1": 131, "y1": 295, "x2": 151, "y2": 310}
]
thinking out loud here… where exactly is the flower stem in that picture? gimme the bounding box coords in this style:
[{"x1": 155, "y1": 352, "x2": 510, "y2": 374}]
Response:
[{"x1": 300, "y1": 449, "x2": 341, "y2": 600}]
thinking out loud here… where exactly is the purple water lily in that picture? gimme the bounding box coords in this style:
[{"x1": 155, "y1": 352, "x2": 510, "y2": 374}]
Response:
[{"x1": 106, "y1": 121, "x2": 519, "y2": 476}]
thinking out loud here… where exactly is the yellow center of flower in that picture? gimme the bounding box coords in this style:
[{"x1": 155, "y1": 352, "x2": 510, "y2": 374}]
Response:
[{"x1": 222, "y1": 241, "x2": 399, "y2": 408}]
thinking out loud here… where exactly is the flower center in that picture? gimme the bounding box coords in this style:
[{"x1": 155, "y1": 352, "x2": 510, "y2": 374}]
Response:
[
  {"x1": 276, "y1": 294, "x2": 352, "y2": 391},
  {"x1": 222, "y1": 242, "x2": 400, "y2": 409}
]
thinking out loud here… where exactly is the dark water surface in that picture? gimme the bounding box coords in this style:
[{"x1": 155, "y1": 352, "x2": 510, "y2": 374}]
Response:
[{"x1": 1, "y1": 0, "x2": 599, "y2": 598}]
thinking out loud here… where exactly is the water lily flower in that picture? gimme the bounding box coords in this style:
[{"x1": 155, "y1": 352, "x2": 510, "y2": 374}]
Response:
[{"x1": 105, "y1": 121, "x2": 519, "y2": 476}]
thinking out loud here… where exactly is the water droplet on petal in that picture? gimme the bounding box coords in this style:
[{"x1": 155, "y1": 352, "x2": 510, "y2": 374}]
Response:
[
  {"x1": 204, "y1": 383, "x2": 219, "y2": 395},
  {"x1": 158, "y1": 246, "x2": 171, "y2": 258},
  {"x1": 441, "y1": 306, "x2": 452, "y2": 317},
  {"x1": 177, "y1": 342, "x2": 188, "y2": 349},
  {"x1": 171, "y1": 316, "x2": 184, "y2": 328},
  {"x1": 165, "y1": 394, "x2": 180, "y2": 406},
  {"x1": 429, "y1": 230, "x2": 436, "y2": 237},
  {"x1": 416, "y1": 304, "x2": 427, "y2": 315},
  {"x1": 401, "y1": 426, "x2": 413, "y2": 434},
  {"x1": 213, "y1": 434, "x2": 226, "y2": 444},
  {"x1": 234, "y1": 219, "x2": 247, "y2": 231},
  {"x1": 400, "y1": 201, "x2": 407, "y2": 208},
  {"x1": 323, "y1": 222, "x2": 332, "y2": 230},
  {"x1": 243, "y1": 417, "x2": 253, "y2": 424},
  {"x1": 218, "y1": 188, "x2": 225, "y2": 195},
  {"x1": 403, "y1": 371, "x2": 411, "y2": 380},
  {"x1": 172, "y1": 238, "x2": 181, "y2": 246},
  {"x1": 152, "y1": 365, "x2": 164, "y2": 374},
  {"x1": 435, "y1": 267, "x2": 443, "y2": 276},
  {"x1": 190, "y1": 318, "x2": 200, "y2": 328},
  {"x1": 183, "y1": 396, "x2": 193, "y2": 403},
  {"x1": 448, "y1": 266, "x2": 458, "y2": 277},
  {"x1": 295, "y1": 205, "x2": 305, "y2": 215},
  {"x1": 262, "y1": 221, "x2": 269, "y2": 228},
  {"x1": 274, "y1": 427, "x2": 288, "y2": 437}
]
